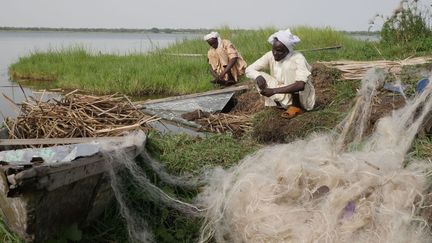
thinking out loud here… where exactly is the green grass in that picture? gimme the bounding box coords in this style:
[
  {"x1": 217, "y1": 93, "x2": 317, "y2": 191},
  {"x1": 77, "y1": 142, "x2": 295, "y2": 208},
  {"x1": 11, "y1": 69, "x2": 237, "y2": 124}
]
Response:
[
  {"x1": 11, "y1": 26, "x2": 432, "y2": 96},
  {"x1": 410, "y1": 136, "x2": 432, "y2": 159},
  {"x1": 146, "y1": 131, "x2": 260, "y2": 175},
  {"x1": 0, "y1": 218, "x2": 22, "y2": 243},
  {"x1": 10, "y1": 47, "x2": 211, "y2": 96},
  {"x1": 79, "y1": 132, "x2": 259, "y2": 242}
]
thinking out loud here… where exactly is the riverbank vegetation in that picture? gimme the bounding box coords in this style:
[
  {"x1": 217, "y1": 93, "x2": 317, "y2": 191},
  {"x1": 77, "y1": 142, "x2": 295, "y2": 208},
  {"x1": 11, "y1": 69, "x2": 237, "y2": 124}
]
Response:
[
  {"x1": 3, "y1": 0, "x2": 432, "y2": 242},
  {"x1": 0, "y1": 26, "x2": 208, "y2": 34},
  {"x1": 9, "y1": 21, "x2": 432, "y2": 96}
]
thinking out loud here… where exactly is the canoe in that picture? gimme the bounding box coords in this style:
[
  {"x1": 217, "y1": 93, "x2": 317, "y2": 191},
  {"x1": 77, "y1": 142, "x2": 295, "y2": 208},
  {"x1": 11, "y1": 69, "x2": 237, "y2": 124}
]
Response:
[{"x1": 0, "y1": 132, "x2": 144, "y2": 242}]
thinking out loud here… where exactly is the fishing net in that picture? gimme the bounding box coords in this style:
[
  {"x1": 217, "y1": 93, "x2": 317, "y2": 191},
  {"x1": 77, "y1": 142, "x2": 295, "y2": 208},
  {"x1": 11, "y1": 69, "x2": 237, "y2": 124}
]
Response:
[
  {"x1": 101, "y1": 68, "x2": 432, "y2": 243},
  {"x1": 196, "y1": 68, "x2": 432, "y2": 243}
]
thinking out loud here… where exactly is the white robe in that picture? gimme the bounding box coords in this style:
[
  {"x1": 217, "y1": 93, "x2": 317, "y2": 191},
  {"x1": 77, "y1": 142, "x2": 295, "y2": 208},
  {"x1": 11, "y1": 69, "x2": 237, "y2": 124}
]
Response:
[{"x1": 246, "y1": 51, "x2": 315, "y2": 110}]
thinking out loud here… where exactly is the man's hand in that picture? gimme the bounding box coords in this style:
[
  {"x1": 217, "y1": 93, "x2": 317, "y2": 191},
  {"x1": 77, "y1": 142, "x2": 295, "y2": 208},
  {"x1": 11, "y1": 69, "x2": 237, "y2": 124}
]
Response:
[
  {"x1": 218, "y1": 73, "x2": 226, "y2": 81},
  {"x1": 256, "y1": 76, "x2": 267, "y2": 90},
  {"x1": 260, "y1": 88, "x2": 275, "y2": 97}
]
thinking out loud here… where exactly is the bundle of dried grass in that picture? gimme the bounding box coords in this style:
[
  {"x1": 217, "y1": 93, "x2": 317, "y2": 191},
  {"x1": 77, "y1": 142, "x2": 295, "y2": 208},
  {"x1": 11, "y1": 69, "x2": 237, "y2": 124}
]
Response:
[
  {"x1": 318, "y1": 56, "x2": 432, "y2": 80},
  {"x1": 196, "y1": 113, "x2": 252, "y2": 137},
  {"x1": 4, "y1": 90, "x2": 159, "y2": 139}
]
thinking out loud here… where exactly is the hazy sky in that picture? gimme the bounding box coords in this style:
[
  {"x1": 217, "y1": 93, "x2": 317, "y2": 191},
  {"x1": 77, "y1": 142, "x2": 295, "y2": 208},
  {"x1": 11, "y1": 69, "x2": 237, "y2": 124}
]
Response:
[{"x1": 1, "y1": 0, "x2": 432, "y2": 31}]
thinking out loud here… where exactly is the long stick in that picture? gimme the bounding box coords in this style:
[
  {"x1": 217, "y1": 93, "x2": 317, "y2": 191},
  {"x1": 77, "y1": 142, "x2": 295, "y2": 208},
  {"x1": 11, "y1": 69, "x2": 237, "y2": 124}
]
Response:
[{"x1": 165, "y1": 45, "x2": 343, "y2": 57}]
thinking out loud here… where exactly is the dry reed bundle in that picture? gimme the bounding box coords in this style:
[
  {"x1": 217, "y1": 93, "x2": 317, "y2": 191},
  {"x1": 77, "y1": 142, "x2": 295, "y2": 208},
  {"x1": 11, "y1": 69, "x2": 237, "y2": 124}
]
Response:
[
  {"x1": 4, "y1": 90, "x2": 159, "y2": 139},
  {"x1": 318, "y1": 56, "x2": 432, "y2": 80},
  {"x1": 196, "y1": 113, "x2": 252, "y2": 136}
]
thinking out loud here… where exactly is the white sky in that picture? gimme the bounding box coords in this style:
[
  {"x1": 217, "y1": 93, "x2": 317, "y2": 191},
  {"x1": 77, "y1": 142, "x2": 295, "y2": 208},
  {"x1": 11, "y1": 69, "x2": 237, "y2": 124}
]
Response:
[{"x1": 1, "y1": 0, "x2": 432, "y2": 31}]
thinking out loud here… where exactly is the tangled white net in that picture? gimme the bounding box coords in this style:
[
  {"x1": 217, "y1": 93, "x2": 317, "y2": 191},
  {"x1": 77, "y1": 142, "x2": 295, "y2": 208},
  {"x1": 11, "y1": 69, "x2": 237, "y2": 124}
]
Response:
[
  {"x1": 100, "y1": 68, "x2": 432, "y2": 243},
  {"x1": 196, "y1": 68, "x2": 432, "y2": 243}
]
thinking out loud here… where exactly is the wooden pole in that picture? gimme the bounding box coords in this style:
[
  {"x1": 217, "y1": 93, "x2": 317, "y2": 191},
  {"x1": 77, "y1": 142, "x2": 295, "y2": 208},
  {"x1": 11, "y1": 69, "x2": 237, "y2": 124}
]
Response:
[{"x1": 165, "y1": 45, "x2": 343, "y2": 57}]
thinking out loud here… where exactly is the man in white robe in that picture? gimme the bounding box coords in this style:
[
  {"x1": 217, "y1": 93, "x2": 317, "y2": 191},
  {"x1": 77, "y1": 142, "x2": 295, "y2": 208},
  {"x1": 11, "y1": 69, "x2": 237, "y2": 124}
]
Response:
[{"x1": 246, "y1": 29, "x2": 315, "y2": 118}]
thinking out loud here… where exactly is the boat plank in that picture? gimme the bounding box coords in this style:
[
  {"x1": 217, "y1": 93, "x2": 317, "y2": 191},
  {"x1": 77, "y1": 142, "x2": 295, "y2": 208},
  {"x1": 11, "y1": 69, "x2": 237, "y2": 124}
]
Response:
[{"x1": 0, "y1": 137, "x2": 126, "y2": 146}]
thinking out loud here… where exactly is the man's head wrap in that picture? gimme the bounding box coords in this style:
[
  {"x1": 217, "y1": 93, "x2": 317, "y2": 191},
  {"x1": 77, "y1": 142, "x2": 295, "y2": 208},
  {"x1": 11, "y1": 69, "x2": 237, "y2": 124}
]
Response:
[
  {"x1": 204, "y1": 31, "x2": 220, "y2": 41},
  {"x1": 268, "y1": 29, "x2": 301, "y2": 52},
  {"x1": 204, "y1": 31, "x2": 222, "y2": 48}
]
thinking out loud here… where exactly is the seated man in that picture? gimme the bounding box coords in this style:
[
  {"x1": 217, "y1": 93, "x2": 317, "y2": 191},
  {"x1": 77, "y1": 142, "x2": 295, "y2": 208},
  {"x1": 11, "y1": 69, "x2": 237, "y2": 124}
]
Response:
[
  {"x1": 246, "y1": 29, "x2": 315, "y2": 118},
  {"x1": 204, "y1": 32, "x2": 247, "y2": 86}
]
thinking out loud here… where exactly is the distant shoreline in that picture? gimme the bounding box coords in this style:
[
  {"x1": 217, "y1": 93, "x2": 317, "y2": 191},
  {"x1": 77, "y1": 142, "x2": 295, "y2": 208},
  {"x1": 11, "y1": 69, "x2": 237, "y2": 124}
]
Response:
[
  {"x1": 0, "y1": 26, "x2": 379, "y2": 35},
  {"x1": 0, "y1": 26, "x2": 209, "y2": 34}
]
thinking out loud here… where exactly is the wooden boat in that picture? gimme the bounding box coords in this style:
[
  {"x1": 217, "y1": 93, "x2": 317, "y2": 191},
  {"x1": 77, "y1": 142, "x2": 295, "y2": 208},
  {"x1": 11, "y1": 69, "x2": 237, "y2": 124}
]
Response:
[{"x1": 0, "y1": 133, "x2": 144, "y2": 242}]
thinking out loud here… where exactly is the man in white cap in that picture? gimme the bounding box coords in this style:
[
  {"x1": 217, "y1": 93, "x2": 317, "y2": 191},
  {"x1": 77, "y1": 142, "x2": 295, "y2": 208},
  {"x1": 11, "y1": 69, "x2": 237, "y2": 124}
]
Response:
[
  {"x1": 246, "y1": 29, "x2": 315, "y2": 118},
  {"x1": 204, "y1": 32, "x2": 247, "y2": 86}
]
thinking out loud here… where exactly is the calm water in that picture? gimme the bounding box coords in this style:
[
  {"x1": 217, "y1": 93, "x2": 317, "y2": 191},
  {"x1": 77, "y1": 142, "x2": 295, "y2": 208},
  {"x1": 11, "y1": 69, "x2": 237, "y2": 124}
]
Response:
[{"x1": 0, "y1": 30, "x2": 200, "y2": 118}]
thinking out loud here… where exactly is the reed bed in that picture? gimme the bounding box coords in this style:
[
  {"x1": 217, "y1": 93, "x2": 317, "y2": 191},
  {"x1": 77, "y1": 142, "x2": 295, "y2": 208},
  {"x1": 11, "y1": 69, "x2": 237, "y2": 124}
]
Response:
[
  {"x1": 318, "y1": 56, "x2": 432, "y2": 80},
  {"x1": 4, "y1": 90, "x2": 159, "y2": 139}
]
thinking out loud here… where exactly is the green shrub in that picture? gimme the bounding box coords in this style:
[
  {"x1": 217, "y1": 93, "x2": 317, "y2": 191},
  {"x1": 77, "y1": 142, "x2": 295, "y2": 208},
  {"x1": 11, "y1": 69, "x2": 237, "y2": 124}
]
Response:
[{"x1": 380, "y1": 0, "x2": 432, "y2": 45}]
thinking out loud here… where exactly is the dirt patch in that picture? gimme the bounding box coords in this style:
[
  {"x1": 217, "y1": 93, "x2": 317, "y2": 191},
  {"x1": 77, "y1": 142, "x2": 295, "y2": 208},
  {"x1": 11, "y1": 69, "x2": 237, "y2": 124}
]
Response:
[
  {"x1": 231, "y1": 63, "x2": 340, "y2": 115},
  {"x1": 247, "y1": 64, "x2": 343, "y2": 143},
  {"x1": 230, "y1": 90, "x2": 265, "y2": 115},
  {"x1": 368, "y1": 92, "x2": 406, "y2": 133},
  {"x1": 251, "y1": 107, "x2": 341, "y2": 144},
  {"x1": 311, "y1": 63, "x2": 341, "y2": 108}
]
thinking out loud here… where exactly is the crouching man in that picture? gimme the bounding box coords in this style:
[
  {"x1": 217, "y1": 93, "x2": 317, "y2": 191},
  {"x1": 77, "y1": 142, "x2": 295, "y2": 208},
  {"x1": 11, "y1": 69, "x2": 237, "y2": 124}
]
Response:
[
  {"x1": 204, "y1": 31, "x2": 247, "y2": 86},
  {"x1": 246, "y1": 29, "x2": 315, "y2": 118}
]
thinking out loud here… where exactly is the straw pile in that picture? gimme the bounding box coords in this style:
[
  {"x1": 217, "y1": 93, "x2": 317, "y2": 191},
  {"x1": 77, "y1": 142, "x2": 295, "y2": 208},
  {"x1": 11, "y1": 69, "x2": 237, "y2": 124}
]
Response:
[
  {"x1": 4, "y1": 90, "x2": 159, "y2": 139},
  {"x1": 318, "y1": 56, "x2": 432, "y2": 80},
  {"x1": 194, "y1": 90, "x2": 264, "y2": 136},
  {"x1": 196, "y1": 113, "x2": 252, "y2": 136}
]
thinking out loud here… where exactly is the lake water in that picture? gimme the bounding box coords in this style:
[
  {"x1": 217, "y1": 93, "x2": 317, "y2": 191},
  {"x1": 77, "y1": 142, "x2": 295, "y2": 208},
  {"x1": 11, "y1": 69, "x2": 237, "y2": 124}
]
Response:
[{"x1": 0, "y1": 30, "x2": 200, "y2": 118}]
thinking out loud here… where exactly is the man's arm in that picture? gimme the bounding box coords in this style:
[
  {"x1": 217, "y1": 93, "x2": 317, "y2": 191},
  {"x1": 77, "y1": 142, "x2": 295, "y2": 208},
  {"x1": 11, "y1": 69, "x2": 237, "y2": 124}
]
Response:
[
  {"x1": 260, "y1": 54, "x2": 310, "y2": 97},
  {"x1": 245, "y1": 52, "x2": 271, "y2": 80},
  {"x1": 218, "y1": 57, "x2": 238, "y2": 80},
  {"x1": 260, "y1": 81, "x2": 305, "y2": 97}
]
